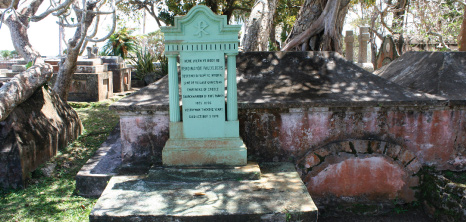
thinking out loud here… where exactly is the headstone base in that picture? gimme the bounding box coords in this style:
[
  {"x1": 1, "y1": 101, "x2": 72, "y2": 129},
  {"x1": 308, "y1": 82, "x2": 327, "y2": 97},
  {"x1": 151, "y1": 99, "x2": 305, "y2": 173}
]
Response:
[
  {"x1": 147, "y1": 162, "x2": 261, "y2": 182},
  {"x1": 162, "y1": 137, "x2": 247, "y2": 166}
]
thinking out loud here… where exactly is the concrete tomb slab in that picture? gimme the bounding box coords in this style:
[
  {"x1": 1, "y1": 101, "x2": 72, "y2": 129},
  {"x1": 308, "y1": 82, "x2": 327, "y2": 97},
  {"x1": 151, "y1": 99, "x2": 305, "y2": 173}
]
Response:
[
  {"x1": 161, "y1": 5, "x2": 246, "y2": 166},
  {"x1": 89, "y1": 162, "x2": 318, "y2": 222},
  {"x1": 76, "y1": 58, "x2": 103, "y2": 66}
]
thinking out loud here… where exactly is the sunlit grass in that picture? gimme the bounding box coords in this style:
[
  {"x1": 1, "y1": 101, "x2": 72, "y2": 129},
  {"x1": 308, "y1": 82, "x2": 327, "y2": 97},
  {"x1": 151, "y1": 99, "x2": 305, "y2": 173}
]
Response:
[{"x1": 0, "y1": 99, "x2": 121, "y2": 222}]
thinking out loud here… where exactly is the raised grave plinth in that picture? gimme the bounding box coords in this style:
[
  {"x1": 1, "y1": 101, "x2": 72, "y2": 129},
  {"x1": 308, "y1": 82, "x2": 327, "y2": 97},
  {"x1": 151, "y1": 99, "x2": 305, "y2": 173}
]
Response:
[
  {"x1": 161, "y1": 5, "x2": 246, "y2": 166},
  {"x1": 69, "y1": 59, "x2": 113, "y2": 102},
  {"x1": 101, "y1": 56, "x2": 131, "y2": 93},
  {"x1": 89, "y1": 162, "x2": 318, "y2": 221},
  {"x1": 47, "y1": 58, "x2": 114, "y2": 102}
]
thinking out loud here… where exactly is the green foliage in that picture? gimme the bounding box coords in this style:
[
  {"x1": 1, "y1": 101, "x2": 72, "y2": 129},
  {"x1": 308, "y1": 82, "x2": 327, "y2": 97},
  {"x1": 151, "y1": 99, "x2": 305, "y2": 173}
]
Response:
[
  {"x1": 443, "y1": 170, "x2": 466, "y2": 184},
  {"x1": 0, "y1": 100, "x2": 120, "y2": 222},
  {"x1": 131, "y1": 45, "x2": 168, "y2": 82},
  {"x1": 25, "y1": 61, "x2": 33, "y2": 69},
  {"x1": 118, "y1": 0, "x2": 253, "y2": 27},
  {"x1": 350, "y1": 0, "x2": 376, "y2": 8},
  {"x1": 102, "y1": 27, "x2": 137, "y2": 59},
  {"x1": 416, "y1": 167, "x2": 465, "y2": 221},
  {"x1": 275, "y1": 0, "x2": 302, "y2": 43},
  {"x1": 1, "y1": 50, "x2": 11, "y2": 60},
  {"x1": 136, "y1": 30, "x2": 165, "y2": 58},
  {"x1": 131, "y1": 47, "x2": 157, "y2": 81},
  {"x1": 159, "y1": 54, "x2": 168, "y2": 76}
]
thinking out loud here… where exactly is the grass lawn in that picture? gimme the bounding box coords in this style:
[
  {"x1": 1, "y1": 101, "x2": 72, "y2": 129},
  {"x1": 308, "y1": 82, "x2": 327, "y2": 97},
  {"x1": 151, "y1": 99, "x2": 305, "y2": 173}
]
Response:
[{"x1": 0, "y1": 99, "x2": 120, "y2": 222}]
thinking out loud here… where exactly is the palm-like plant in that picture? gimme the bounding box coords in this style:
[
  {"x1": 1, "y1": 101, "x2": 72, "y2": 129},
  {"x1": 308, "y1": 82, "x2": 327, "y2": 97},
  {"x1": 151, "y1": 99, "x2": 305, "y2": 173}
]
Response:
[
  {"x1": 102, "y1": 27, "x2": 137, "y2": 59},
  {"x1": 131, "y1": 47, "x2": 157, "y2": 81}
]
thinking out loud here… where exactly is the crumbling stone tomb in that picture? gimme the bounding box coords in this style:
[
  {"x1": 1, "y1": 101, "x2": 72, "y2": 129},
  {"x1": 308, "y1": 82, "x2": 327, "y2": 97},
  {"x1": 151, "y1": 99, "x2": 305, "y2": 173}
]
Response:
[
  {"x1": 0, "y1": 71, "x2": 82, "y2": 189},
  {"x1": 45, "y1": 56, "x2": 131, "y2": 102},
  {"x1": 108, "y1": 51, "x2": 466, "y2": 207}
]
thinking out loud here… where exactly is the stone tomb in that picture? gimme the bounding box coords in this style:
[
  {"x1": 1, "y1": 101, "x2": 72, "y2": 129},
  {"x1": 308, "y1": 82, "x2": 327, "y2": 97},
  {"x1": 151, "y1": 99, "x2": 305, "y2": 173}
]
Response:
[
  {"x1": 161, "y1": 5, "x2": 246, "y2": 166},
  {"x1": 68, "y1": 58, "x2": 114, "y2": 102},
  {"x1": 101, "y1": 56, "x2": 132, "y2": 93},
  {"x1": 46, "y1": 58, "x2": 114, "y2": 102},
  {"x1": 89, "y1": 6, "x2": 317, "y2": 221}
]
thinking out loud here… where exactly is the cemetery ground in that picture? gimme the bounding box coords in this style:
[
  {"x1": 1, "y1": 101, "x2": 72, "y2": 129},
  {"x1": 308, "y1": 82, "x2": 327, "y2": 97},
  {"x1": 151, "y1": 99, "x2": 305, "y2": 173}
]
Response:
[
  {"x1": 0, "y1": 98, "x2": 121, "y2": 222},
  {"x1": 0, "y1": 92, "x2": 464, "y2": 221}
]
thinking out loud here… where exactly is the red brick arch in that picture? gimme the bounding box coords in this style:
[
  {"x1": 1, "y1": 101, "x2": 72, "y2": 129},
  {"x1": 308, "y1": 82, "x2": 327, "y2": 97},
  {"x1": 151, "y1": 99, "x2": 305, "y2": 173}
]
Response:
[{"x1": 297, "y1": 140, "x2": 421, "y2": 204}]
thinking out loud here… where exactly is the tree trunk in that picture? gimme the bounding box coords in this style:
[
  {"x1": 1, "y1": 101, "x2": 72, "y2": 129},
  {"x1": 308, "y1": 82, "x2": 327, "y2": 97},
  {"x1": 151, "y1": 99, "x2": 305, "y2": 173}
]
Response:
[
  {"x1": 205, "y1": 0, "x2": 219, "y2": 14},
  {"x1": 370, "y1": 11, "x2": 378, "y2": 69},
  {"x1": 459, "y1": 6, "x2": 466, "y2": 51},
  {"x1": 0, "y1": 63, "x2": 53, "y2": 121},
  {"x1": 242, "y1": 0, "x2": 279, "y2": 51},
  {"x1": 392, "y1": 0, "x2": 408, "y2": 55},
  {"x1": 53, "y1": 2, "x2": 97, "y2": 101},
  {"x1": 269, "y1": 25, "x2": 279, "y2": 50},
  {"x1": 5, "y1": 0, "x2": 44, "y2": 63},
  {"x1": 282, "y1": 0, "x2": 350, "y2": 52},
  {"x1": 222, "y1": 0, "x2": 237, "y2": 24}
]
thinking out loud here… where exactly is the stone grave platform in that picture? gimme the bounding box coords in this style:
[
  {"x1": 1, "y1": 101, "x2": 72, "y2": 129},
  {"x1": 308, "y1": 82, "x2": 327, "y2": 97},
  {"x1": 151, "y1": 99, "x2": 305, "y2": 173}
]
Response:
[
  {"x1": 102, "y1": 56, "x2": 132, "y2": 93},
  {"x1": 89, "y1": 162, "x2": 318, "y2": 222},
  {"x1": 47, "y1": 58, "x2": 114, "y2": 102}
]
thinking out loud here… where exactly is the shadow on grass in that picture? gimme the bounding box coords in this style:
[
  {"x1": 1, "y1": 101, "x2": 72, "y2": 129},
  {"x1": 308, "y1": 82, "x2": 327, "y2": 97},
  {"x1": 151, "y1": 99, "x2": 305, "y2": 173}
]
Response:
[{"x1": 0, "y1": 101, "x2": 120, "y2": 222}]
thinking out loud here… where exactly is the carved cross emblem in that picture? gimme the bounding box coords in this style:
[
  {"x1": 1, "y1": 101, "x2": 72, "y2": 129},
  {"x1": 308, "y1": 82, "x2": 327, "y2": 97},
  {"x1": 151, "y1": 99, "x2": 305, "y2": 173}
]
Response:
[{"x1": 194, "y1": 21, "x2": 209, "y2": 37}]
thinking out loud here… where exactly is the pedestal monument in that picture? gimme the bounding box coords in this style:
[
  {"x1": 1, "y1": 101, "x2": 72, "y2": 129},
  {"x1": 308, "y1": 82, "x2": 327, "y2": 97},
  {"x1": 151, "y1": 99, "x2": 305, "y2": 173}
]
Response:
[{"x1": 161, "y1": 5, "x2": 247, "y2": 166}]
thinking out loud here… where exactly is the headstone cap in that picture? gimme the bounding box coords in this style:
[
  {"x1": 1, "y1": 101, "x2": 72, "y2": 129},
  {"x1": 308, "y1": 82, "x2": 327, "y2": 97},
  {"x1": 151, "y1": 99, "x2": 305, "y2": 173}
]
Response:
[{"x1": 161, "y1": 5, "x2": 241, "y2": 43}]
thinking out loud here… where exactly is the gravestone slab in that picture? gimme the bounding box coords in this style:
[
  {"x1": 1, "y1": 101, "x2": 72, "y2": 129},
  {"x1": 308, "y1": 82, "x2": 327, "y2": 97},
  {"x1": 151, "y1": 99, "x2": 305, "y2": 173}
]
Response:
[
  {"x1": 161, "y1": 5, "x2": 246, "y2": 166},
  {"x1": 89, "y1": 162, "x2": 318, "y2": 222},
  {"x1": 376, "y1": 36, "x2": 399, "y2": 69}
]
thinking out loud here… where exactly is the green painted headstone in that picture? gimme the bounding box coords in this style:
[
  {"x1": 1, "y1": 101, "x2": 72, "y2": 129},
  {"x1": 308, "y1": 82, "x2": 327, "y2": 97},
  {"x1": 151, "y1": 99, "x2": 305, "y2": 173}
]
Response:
[{"x1": 161, "y1": 5, "x2": 246, "y2": 166}]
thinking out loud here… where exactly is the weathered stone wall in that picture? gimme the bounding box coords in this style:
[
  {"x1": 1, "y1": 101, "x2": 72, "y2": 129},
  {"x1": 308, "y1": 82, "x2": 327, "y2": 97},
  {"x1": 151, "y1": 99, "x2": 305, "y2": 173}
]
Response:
[
  {"x1": 119, "y1": 112, "x2": 169, "y2": 165},
  {"x1": 113, "y1": 102, "x2": 466, "y2": 205},
  {"x1": 239, "y1": 103, "x2": 466, "y2": 205},
  {"x1": 0, "y1": 87, "x2": 82, "y2": 189},
  {"x1": 110, "y1": 51, "x2": 466, "y2": 206},
  {"x1": 101, "y1": 56, "x2": 131, "y2": 93}
]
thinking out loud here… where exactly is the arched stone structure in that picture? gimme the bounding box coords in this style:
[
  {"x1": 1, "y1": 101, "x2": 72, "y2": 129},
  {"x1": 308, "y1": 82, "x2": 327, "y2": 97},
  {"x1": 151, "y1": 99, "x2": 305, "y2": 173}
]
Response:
[{"x1": 297, "y1": 140, "x2": 420, "y2": 205}]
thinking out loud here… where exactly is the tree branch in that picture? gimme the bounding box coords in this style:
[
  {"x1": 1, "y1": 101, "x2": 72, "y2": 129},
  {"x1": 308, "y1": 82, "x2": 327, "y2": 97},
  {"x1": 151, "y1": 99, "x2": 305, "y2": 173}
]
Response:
[
  {"x1": 31, "y1": 0, "x2": 74, "y2": 22},
  {"x1": 428, "y1": 31, "x2": 451, "y2": 50},
  {"x1": 0, "y1": 63, "x2": 53, "y2": 121},
  {"x1": 369, "y1": 27, "x2": 384, "y2": 40},
  {"x1": 145, "y1": 4, "x2": 162, "y2": 27},
  {"x1": 85, "y1": 9, "x2": 116, "y2": 42},
  {"x1": 281, "y1": 1, "x2": 330, "y2": 51}
]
